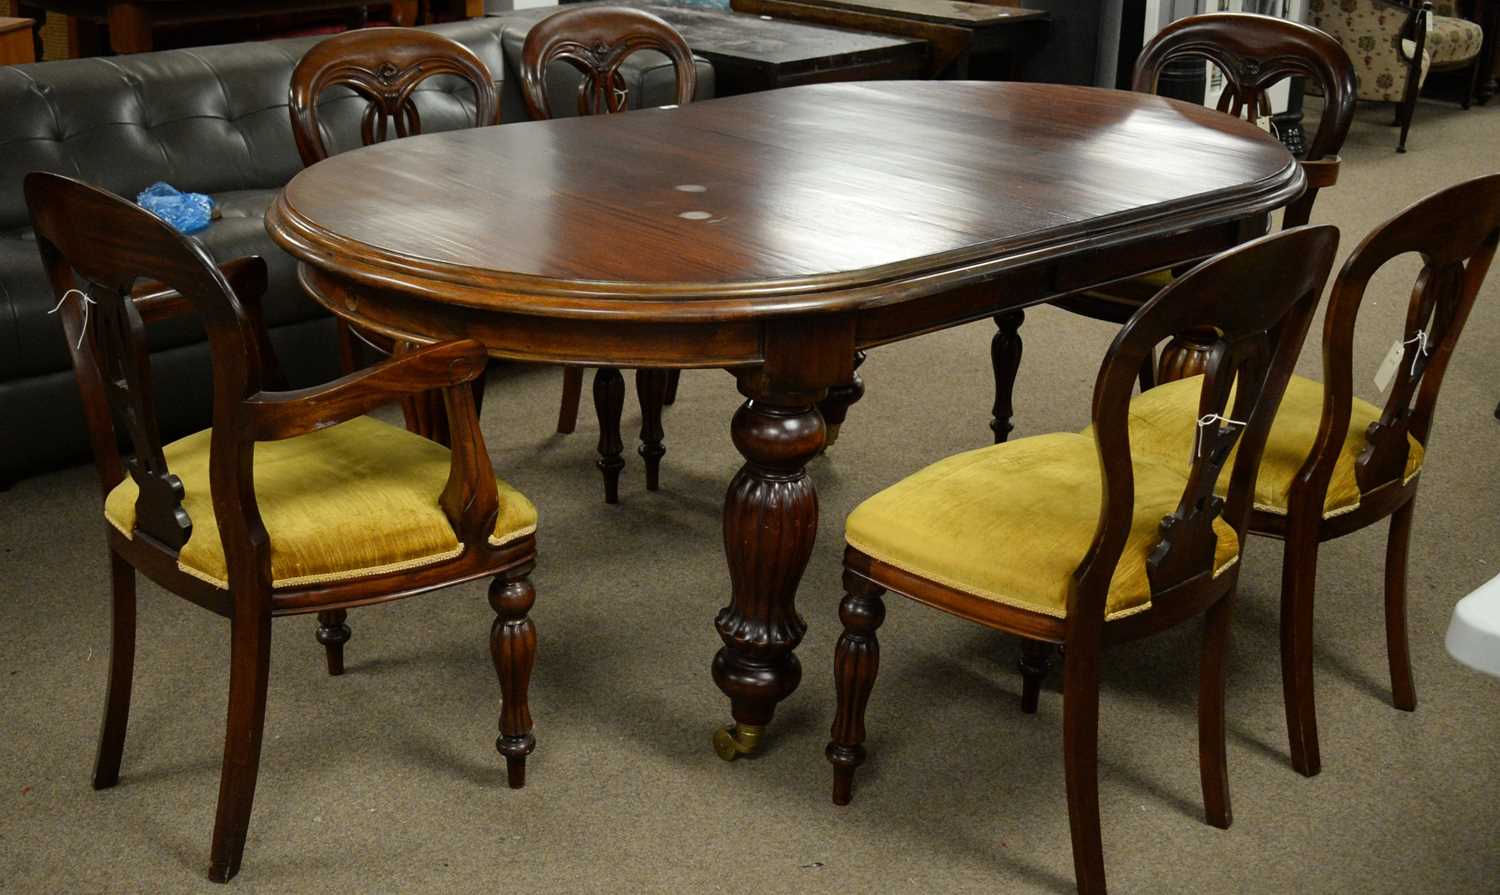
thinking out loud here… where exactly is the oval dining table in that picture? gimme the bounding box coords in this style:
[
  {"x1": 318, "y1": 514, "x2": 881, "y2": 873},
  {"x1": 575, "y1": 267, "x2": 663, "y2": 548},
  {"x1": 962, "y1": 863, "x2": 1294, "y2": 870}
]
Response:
[{"x1": 265, "y1": 79, "x2": 1303, "y2": 763}]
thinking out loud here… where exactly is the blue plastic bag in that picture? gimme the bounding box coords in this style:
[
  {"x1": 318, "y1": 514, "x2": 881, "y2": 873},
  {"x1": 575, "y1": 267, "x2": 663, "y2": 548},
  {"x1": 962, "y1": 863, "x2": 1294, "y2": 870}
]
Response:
[{"x1": 136, "y1": 182, "x2": 215, "y2": 235}]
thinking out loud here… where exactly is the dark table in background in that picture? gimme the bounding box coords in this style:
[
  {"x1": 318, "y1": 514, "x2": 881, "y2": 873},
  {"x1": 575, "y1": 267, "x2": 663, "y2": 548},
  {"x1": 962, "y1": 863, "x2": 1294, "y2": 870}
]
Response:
[
  {"x1": 501, "y1": 0, "x2": 927, "y2": 94},
  {"x1": 730, "y1": 0, "x2": 1047, "y2": 78}
]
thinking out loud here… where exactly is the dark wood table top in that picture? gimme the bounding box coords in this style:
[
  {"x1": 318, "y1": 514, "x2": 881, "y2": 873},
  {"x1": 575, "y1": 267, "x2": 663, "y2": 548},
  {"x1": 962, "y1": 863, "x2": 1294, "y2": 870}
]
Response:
[
  {"x1": 499, "y1": 0, "x2": 924, "y2": 69},
  {"x1": 782, "y1": 0, "x2": 1045, "y2": 28},
  {"x1": 269, "y1": 80, "x2": 1300, "y2": 323}
]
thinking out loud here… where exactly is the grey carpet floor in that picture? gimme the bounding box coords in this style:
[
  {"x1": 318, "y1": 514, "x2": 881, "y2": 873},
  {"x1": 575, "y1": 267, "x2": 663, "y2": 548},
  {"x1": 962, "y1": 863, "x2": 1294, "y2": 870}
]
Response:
[{"x1": 4, "y1": 94, "x2": 1500, "y2": 894}]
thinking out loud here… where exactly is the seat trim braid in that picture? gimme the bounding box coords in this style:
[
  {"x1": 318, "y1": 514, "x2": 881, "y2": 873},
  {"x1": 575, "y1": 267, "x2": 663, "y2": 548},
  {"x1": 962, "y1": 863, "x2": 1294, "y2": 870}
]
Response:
[
  {"x1": 843, "y1": 534, "x2": 1238, "y2": 622},
  {"x1": 1253, "y1": 465, "x2": 1422, "y2": 520},
  {"x1": 106, "y1": 515, "x2": 539, "y2": 590}
]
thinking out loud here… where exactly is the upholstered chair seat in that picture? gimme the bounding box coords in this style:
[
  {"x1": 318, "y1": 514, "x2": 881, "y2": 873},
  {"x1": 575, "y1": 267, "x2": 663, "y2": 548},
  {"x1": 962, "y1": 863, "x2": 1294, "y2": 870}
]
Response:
[
  {"x1": 845, "y1": 432, "x2": 1239, "y2": 622},
  {"x1": 105, "y1": 415, "x2": 538, "y2": 589},
  {"x1": 1110, "y1": 374, "x2": 1424, "y2": 518}
]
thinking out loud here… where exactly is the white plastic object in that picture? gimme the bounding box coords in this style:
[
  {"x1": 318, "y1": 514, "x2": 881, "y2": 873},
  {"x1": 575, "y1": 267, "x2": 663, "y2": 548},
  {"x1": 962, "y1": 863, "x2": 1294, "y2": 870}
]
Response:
[{"x1": 1447, "y1": 571, "x2": 1500, "y2": 678}]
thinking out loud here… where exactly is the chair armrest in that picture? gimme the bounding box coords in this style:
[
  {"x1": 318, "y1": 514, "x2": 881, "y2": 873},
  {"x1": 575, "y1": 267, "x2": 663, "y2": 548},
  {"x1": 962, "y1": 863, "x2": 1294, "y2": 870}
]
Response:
[
  {"x1": 1302, "y1": 156, "x2": 1340, "y2": 190},
  {"x1": 244, "y1": 339, "x2": 488, "y2": 442},
  {"x1": 132, "y1": 256, "x2": 267, "y2": 323}
]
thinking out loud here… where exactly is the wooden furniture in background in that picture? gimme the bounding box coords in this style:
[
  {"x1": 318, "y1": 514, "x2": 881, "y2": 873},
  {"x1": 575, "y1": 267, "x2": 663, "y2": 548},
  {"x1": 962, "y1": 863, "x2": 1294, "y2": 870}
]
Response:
[
  {"x1": 265, "y1": 80, "x2": 1305, "y2": 762},
  {"x1": 26, "y1": 172, "x2": 540, "y2": 882},
  {"x1": 829, "y1": 225, "x2": 1337, "y2": 895},
  {"x1": 731, "y1": 0, "x2": 1047, "y2": 78},
  {"x1": 519, "y1": 5, "x2": 695, "y2": 503},
  {"x1": 1115, "y1": 174, "x2": 1500, "y2": 777},
  {"x1": 503, "y1": 0, "x2": 927, "y2": 96},
  {"x1": 0, "y1": 15, "x2": 34, "y2": 62},
  {"x1": 989, "y1": 13, "x2": 1356, "y2": 444}
]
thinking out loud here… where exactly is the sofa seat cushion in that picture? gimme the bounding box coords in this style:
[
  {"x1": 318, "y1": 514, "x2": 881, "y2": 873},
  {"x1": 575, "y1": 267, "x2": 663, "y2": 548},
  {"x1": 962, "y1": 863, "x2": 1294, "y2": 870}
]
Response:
[
  {"x1": 1427, "y1": 14, "x2": 1484, "y2": 66},
  {"x1": 844, "y1": 433, "x2": 1239, "y2": 621},
  {"x1": 104, "y1": 415, "x2": 537, "y2": 589},
  {"x1": 1112, "y1": 374, "x2": 1424, "y2": 518}
]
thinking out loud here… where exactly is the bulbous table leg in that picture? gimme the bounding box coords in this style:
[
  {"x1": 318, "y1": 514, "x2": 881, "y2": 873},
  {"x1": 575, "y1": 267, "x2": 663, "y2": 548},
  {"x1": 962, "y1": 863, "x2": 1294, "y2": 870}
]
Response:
[{"x1": 712, "y1": 396, "x2": 822, "y2": 759}]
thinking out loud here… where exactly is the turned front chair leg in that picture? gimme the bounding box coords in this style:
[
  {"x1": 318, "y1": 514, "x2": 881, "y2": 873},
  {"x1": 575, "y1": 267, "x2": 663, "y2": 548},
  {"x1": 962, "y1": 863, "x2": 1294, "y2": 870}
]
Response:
[
  {"x1": 990, "y1": 310, "x2": 1024, "y2": 443},
  {"x1": 1018, "y1": 637, "x2": 1054, "y2": 714},
  {"x1": 827, "y1": 572, "x2": 886, "y2": 805},
  {"x1": 635, "y1": 368, "x2": 669, "y2": 491},
  {"x1": 208, "y1": 612, "x2": 273, "y2": 883},
  {"x1": 490, "y1": 563, "x2": 538, "y2": 789},
  {"x1": 818, "y1": 350, "x2": 867, "y2": 448},
  {"x1": 1199, "y1": 594, "x2": 1234, "y2": 830},
  {"x1": 315, "y1": 609, "x2": 351, "y2": 676},
  {"x1": 94, "y1": 549, "x2": 137, "y2": 790},
  {"x1": 1385, "y1": 499, "x2": 1418, "y2": 711},
  {"x1": 593, "y1": 367, "x2": 625, "y2": 504}
]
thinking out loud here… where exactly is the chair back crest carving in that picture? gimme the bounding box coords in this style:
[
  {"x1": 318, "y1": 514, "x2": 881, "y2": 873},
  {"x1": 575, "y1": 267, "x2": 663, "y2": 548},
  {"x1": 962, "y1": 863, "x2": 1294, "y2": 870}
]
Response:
[
  {"x1": 1082, "y1": 226, "x2": 1339, "y2": 607},
  {"x1": 519, "y1": 6, "x2": 697, "y2": 120},
  {"x1": 1134, "y1": 13, "x2": 1357, "y2": 226},
  {"x1": 24, "y1": 173, "x2": 267, "y2": 554},
  {"x1": 289, "y1": 27, "x2": 500, "y2": 165},
  {"x1": 1312, "y1": 174, "x2": 1500, "y2": 497}
]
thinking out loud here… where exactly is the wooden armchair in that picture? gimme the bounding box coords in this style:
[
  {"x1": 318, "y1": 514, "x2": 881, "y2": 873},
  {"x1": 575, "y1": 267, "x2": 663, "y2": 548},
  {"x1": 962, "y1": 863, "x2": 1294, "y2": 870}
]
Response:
[
  {"x1": 989, "y1": 12, "x2": 1356, "y2": 446},
  {"x1": 828, "y1": 225, "x2": 1339, "y2": 895},
  {"x1": 519, "y1": 5, "x2": 697, "y2": 504},
  {"x1": 25, "y1": 172, "x2": 540, "y2": 882},
  {"x1": 1104, "y1": 173, "x2": 1500, "y2": 777},
  {"x1": 1308, "y1": 0, "x2": 1485, "y2": 151}
]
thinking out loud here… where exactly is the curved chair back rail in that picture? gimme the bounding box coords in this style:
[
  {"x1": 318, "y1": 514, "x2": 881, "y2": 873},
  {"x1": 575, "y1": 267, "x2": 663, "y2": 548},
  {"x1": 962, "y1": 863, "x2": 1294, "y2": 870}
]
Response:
[
  {"x1": 1298, "y1": 173, "x2": 1500, "y2": 506},
  {"x1": 1133, "y1": 12, "x2": 1357, "y2": 227},
  {"x1": 289, "y1": 27, "x2": 501, "y2": 166},
  {"x1": 1084, "y1": 224, "x2": 1339, "y2": 612},
  {"x1": 519, "y1": 5, "x2": 697, "y2": 120}
]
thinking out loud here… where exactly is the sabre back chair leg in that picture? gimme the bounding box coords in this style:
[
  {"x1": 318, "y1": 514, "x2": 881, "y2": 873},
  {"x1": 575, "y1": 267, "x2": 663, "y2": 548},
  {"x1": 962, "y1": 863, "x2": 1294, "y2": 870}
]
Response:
[
  {"x1": 1279, "y1": 531, "x2": 1322, "y2": 777},
  {"x1": 207, "y1": 613, "x2": 273, "y2": 883},
  {"x1": 93, "y1": 548, "x2": 137, "y2": 790},
  {"x1": 1385, "y1": 498, "x2": 1418, "y2": 711},
  {"x1": 1061, "y1": 644, "x2": 1106, "y2": 895},
  {"x1": 1199, "y1": 594, "x2": 1234, "y2": 830},
  {"x1": 557, "y1": 367, "x2": 583, "y2": 434}
]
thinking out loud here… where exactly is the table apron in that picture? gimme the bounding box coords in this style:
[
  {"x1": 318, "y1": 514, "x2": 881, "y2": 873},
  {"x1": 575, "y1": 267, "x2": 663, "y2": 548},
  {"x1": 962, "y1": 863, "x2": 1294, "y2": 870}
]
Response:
[{"x1": 298, "y1": 213, "x2": 1262, "y2": 369}]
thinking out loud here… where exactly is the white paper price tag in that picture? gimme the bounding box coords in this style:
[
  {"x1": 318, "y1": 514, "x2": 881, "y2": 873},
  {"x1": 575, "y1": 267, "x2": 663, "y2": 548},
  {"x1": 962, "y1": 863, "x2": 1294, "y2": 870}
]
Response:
[{"x1": 1374, "y1": 339, "x2": 1405, "y2": 393}]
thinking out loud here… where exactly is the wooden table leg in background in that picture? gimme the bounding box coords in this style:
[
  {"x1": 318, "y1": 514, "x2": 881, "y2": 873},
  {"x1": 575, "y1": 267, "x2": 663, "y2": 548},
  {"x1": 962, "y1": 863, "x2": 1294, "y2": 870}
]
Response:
[
  {"x1": 106, "y1": 0, "x2": 151, "y2": 53},
  {"x1": 712, "y1": 323, "x2": 849, "y2": 759}
]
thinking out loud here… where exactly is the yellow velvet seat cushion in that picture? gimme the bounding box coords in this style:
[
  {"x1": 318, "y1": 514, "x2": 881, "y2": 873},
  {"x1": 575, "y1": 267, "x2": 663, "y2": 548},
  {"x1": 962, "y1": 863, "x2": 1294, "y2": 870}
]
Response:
[
  {"x1": 1113, "y1": 374, "x2": 1424, "y2": 518},
  {"x1": 844, "y1": 433, "x2": 1239, "y2": 621},
  {"x1": 104, "y1": 416, "x2": 537, "y2": 589}
]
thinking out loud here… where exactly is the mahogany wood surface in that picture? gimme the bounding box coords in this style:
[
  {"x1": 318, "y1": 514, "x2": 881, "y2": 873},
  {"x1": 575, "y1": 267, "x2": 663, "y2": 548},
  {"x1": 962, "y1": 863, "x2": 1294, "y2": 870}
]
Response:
[
  {"x1": 266, "y1": 79, "x2": 1303, "y2": 756},
  {"x1": 28, "y1": 173, "x2": 539, "y2": 882},
  {"x1": 0, "y1": 15, "x2": 34, "y2": 63}
]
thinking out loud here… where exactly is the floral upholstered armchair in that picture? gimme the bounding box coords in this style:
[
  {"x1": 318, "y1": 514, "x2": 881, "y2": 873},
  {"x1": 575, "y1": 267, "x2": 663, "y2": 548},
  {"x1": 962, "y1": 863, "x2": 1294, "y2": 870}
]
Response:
[{"x1": 1308, "y1": 0, "x2": 1484, "y2": 151}]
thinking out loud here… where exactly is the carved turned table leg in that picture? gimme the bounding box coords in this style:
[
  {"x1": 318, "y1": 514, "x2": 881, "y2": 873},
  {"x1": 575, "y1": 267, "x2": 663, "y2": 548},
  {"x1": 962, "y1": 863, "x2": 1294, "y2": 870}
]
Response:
[
  {"x1": 1157, "y1": 328, "x2": 1218, "y2": 383},
  {"x1": 712, "y1": 390, "x2": 824, "y2": 760},
  {"x1": 635, "y1": 368, "x2": 669, "y2": 491},
  {"x1": 990, "y1": 309, "x2": 1024, "y2": 443}
]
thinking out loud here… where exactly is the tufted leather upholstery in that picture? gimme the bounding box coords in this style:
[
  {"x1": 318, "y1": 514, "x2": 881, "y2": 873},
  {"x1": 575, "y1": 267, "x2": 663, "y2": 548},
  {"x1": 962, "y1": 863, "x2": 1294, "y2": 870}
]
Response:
[{"x1": 0, "y1": 17, "x2": 715, "y2": 484}]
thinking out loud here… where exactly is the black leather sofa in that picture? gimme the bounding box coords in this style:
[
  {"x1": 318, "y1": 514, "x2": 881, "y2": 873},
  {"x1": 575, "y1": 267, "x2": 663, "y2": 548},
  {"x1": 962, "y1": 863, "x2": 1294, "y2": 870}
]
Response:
[{"x1": 0, "y1": 17, "x2": 714, "y2": 486}]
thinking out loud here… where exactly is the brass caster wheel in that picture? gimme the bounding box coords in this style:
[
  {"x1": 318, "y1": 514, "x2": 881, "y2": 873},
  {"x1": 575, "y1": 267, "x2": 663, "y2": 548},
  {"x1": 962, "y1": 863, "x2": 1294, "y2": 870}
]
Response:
[{"x1": 713, "y1": 723, "x2": 765, "y2": 761}]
